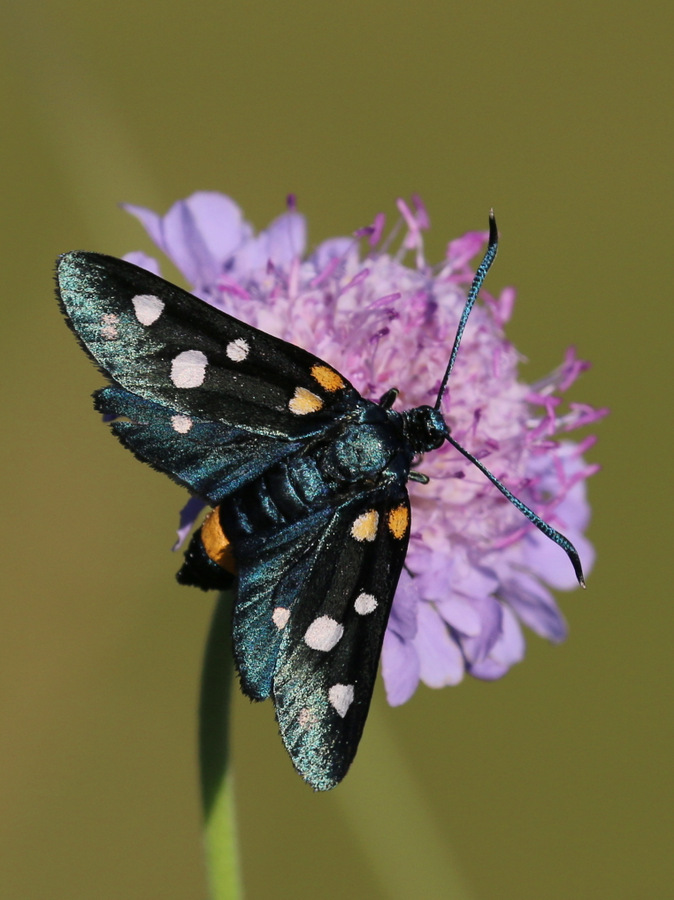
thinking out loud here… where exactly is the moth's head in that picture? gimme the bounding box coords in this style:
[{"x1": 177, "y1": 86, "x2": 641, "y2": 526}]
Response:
[{"x1": 402, "y1": 406, "x2": 449, "y2": 453}]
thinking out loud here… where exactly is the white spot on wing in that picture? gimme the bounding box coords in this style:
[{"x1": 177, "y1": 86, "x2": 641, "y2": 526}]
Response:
[
  {"x1": 272, "y1": 607, "x2": 290, "y2": 630},
  {"x1": 171, "y1": 415, "x2": 193, "y2": 433},
  {"x1": 355, "y1": 592, "x2": 378, "y2": 615},
  {"x1": 100, "y1": 313, "x2": 119, "y2": 340},
  {"x1": 298, "y1": 708, "x2": 318, "y2": 728},
  {"x1": 171, "y1": 349, "x2": 208, "y2": 388},
  {"x1": 132, "y1": 293, "x2": 164, "y2": 326},
  {"x1": 328, "y1": 684, "x2": 354, "y2": 717},
  {"x1": 226, "y1": 338, "x2": 249, "y2": 362},
  {"x1": 304, "y1": 616, "x2": 344, "y2": 651}
]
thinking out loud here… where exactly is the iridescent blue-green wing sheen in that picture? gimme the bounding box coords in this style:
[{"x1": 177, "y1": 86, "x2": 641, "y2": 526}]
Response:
[
  {"x1": 57, "y1": 252, "x2": 364, "y2": 441},
  {"x1": 94, "y1": 385, "x2": 304, "y2": 503},
  {"x1": 58, "y1": 250, "x2": 413, "y2": 791},
  {"x1": 232, "y1": 485, "x2": 411, "y2": 790},
  {"x1": 229, "y1": 504, "x2": 337, "y2": 701}
]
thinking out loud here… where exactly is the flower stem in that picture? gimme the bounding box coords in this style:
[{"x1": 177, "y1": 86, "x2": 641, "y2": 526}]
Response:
[{"x1": 199, "y1": 591, "x2": 242, "y2": 900}]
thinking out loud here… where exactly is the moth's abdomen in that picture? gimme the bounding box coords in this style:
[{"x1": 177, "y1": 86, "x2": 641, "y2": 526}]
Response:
[
  {"x1": 178, "y1": 455, "x2": 332, "y2": 590},
  {"x1": 177, "y1": 507, "x2": 236, "y2": 590},
  {"x1": 178, "y1": 418, "x2": 409, "y2": 591},
  {"x1": 218, "y1": 455, "x2": 329, "y2": 537}
]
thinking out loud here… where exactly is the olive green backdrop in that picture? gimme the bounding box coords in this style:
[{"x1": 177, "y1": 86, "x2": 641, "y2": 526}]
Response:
[{"x1": 1, "y1": 2, "x2": 670, "y2": 898}]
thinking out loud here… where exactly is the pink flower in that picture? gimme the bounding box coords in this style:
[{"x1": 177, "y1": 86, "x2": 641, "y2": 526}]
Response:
[{"x1": 124, "y1": 191, "x2": 606, "y2": 705}]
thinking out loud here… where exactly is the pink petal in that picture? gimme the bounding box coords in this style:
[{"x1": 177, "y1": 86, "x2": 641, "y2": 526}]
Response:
[
  {"x1": 382, "y1": 631, "x2": 420, "y2": 706},
  {"x1": 414, "y1": 603, "x2": 464, "y2": 688}
]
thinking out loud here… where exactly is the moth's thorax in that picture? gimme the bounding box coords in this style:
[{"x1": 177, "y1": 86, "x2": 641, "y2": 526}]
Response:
[
  {"x1": 400, "y1": 405, "x2": 449, "y2": 453},
  {"x1": 217, "y1": 408, "x2": 412, "y2": 541},
  {"x1": 319, "y1": 420, "x2": 407, "y2": 484}
]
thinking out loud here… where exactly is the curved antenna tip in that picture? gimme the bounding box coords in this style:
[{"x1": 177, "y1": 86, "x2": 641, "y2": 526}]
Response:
[
  {"x1": 488, "y1": 209, "x2": 498, "y2": 245},
  {"x1": 571, "y1": 556, "x2": 586, "y2": 588}
]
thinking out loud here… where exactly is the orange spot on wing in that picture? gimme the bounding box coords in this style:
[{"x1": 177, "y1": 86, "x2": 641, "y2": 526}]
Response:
[
  {"x1": 201, "y1": 508, "x2": 237, "y2": 573},
  {"x1": 351, "y1": 509, "x2": 379, "y2": 542},
  {"x1": 288, "y1": 386, "x2": 324, "y2": 415},
  {"x1": 311, "y1": 364, "x2": 345, "y2": 392},
  {"x1": 388, "y1": 504, "x2": 409, "y2": 540}
]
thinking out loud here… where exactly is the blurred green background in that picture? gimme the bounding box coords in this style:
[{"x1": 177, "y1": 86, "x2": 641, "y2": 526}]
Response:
[{"x1": 1, "y1": 1, "x2": 671, "y2": 898}]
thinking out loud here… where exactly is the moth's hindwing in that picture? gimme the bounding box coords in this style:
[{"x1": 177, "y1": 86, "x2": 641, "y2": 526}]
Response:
[
  {"x1": 94, "y1": 384, "x2": 305, "y2": 503},
  {"x1": 234, "y1": 486, "x2": 411, "y2": 790}
]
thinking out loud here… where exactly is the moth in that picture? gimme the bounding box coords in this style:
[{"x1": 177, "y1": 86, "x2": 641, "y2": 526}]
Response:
[{"x1": 57, "y1": 213, "x2": 584, "y2": 790}]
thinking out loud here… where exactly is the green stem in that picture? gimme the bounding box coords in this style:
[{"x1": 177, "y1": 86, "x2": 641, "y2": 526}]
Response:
[{"x1": 199, "y1": 591, "x2": 243, "y2": 900}]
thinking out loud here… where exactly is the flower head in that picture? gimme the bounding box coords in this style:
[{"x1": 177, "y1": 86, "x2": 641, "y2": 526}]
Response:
[{"x1": 124, "y1": 191, "x2": 606, "y2": 705}]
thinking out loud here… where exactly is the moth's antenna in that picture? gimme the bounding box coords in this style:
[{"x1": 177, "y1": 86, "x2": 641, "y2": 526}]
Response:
[
  {"x1": 434, "y1": 211, "x2": 499, "y2": 411},
  {"x1": 433, "y1": 213, "x2": 585, "y2": 587},
  {"x1": 445, "y1": 433, "x2": 586, "y2": 587}
]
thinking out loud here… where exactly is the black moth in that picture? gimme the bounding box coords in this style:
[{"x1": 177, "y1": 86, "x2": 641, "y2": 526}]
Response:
[{"x1": 57, "y1": 213, "x2": 584, "y2": 790}]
